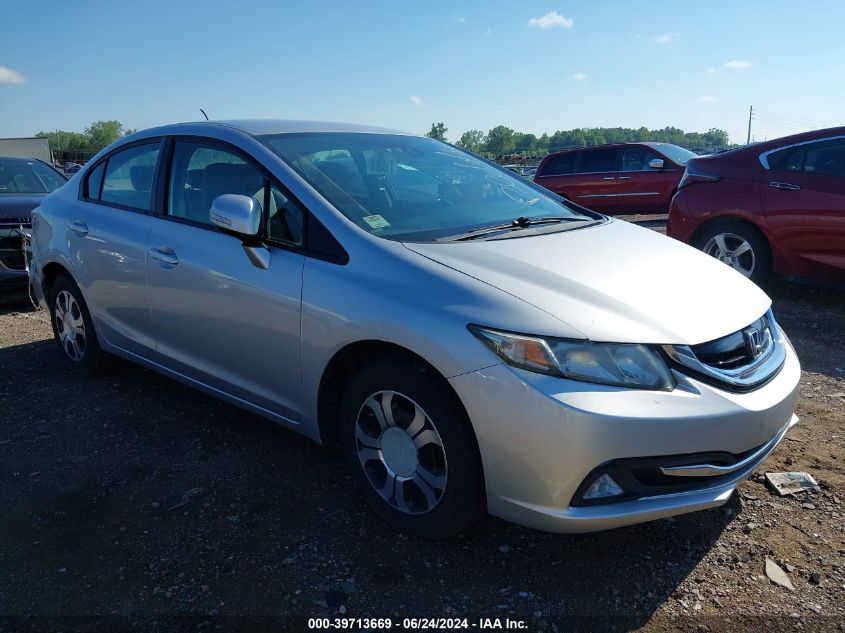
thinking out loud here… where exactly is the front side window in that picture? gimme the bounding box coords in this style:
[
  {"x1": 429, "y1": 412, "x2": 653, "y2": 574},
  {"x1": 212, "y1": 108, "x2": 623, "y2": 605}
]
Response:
[
  {"x1": 259, "y1": 133, "x2": 591, "y2": 241},
  {"x1": 803, "y1": 138, "x2": 845, "y2": 178},
  {"x1": 650, "y1": 143, "x2": 696, "y2": 166},
  {"x1": 621, "y1": 147, "x2": 660, "y2": 172},
  {"x1": 100, "y1": 143, "x2": 160, "y2": 211},
  {"x1": 578, "y1": 148, "x2": 618, "y2": 173},
  {"x1": 168, "y1": 142, "x2": 266, "y2": 226},
  {"x1": 0, "y1": 159, "x2": 66, "y2": 194},
  {"x1": 267, "y1": 184, "x2": 305, "y2": 246}
]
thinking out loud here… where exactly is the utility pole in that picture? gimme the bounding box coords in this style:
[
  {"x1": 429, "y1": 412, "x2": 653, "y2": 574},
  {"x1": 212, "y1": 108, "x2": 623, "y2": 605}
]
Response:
[{"x1": 746, "y1": 105, "x2": 754, "y2": 145}]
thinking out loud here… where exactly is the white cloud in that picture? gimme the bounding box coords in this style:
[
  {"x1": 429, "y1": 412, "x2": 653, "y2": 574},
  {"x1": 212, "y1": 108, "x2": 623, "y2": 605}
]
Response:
[
  {"x1": 0, "y1": 66, "x2": 26, "y2": 84},
  {"x1": 655, "y1": 33, "x2": 676, "y2": 44},
  {"x1": 706, "y1": 67, "x2": 717, "y2": 75},
  {"x1": 724, "y1": 59, "x2": 751, "y2": 69},
  {"x1": 572, "y1": 72, "x2": 587, "y2": 80},
  {"x1": 409, "y1": 95, "x2": 423, "y2": 107},
  {"x1": 527, "y1": 11, "x2": 574, "y2": 29},
  {"x1": 694, "y1": 95, "x2": 717, "y2": 103}
]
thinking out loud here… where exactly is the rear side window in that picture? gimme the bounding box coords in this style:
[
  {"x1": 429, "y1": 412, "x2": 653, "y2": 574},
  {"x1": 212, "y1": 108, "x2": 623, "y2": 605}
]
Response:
[
  {"x1": 100, "y1": 144, "x2": 161, "y2": 211},
  {"x1": 85, "y1": 162, "x2": 105, "y2": 199},
  {"x1": 766, "y1": 146, "x2": 805, "y2": 171},
  {"x1": 803, "y1": 138, "x2": 845, "y2": 178},
  {"x1": 578, "y1": 148, "x2": 618, "y2": 173},
  {"x1": 540, "y1": 152, "x2": 577, "y2": 176}
]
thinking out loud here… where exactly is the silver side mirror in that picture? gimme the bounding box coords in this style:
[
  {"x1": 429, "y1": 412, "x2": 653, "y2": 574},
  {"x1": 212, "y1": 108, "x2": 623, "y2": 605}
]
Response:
[
  {"x1": 210, "y1": 194, "x2": 261, "y2": 238},
  {"x1": 648, "y1": 158, "x2": 665, "y2": 170}
]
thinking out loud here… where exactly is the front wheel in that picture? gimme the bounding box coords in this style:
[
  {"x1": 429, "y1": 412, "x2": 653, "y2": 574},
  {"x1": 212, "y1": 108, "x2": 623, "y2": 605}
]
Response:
[
  {"x1": 695, "y1": 221, "x2": 772, "y2": 284},
  {"x1": 339, "y1": 357, "x2": 485, "y2": 539}
]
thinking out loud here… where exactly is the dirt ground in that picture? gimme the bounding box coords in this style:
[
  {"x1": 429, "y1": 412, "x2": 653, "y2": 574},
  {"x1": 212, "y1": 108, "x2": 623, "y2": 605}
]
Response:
[{"x1": 1, "y1": 260, "x2": 844, "y2": 631}]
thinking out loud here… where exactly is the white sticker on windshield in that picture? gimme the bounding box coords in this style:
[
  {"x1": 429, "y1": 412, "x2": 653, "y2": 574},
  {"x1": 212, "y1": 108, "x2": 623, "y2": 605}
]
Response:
[
  {"x1": 362, "y1": 214, "x2": 391, "y2": 229},
  {"x1": 363, "y1": 150, "x2": 398, "y2": 175}
]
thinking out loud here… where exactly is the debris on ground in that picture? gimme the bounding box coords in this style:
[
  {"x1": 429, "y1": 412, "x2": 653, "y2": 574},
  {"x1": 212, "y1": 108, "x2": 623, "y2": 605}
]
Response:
[
  {"x1": 764, "y1": 471, "x2": 821, "y2": 496},
  {"x1": 765, "y1": 558, "x2": 795, "y2": 591}
]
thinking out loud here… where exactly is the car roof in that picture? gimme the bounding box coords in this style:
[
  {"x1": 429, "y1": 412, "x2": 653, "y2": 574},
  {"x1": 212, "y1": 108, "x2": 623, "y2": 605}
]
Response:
[
  {"x1": 543, "y1": 141, "x2": 678, "y2": 158},
  {"x1": 135, "y1": 119, "x2": 413, "y2": 138},
  {"x1": 0, "y1": 155, "x2": 50, "y2": 162}
]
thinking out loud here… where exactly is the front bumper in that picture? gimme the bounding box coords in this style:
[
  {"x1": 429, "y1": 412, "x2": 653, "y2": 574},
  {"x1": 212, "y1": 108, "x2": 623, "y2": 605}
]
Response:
[{"x1": 449, "y1": 339, "x2": 801, "y2": 533}]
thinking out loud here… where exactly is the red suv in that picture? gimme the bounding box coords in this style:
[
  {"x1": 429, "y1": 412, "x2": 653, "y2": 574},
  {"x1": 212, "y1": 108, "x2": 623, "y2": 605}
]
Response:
[
  {"x1": 668, "y1": 127, "x2": 845, "y2": 285},
  {"x1": 532, "y1": 142, "x2": 696, "y2": 215}
]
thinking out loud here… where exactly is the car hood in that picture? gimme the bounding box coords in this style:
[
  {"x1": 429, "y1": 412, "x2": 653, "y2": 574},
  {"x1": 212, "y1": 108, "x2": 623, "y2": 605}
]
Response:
[
  {"x1": 402, "y1": 219, "x2": 771, "y2": 345},
  {"x1": 0, "y1": 194, "x2": 47, "y2": 219}
]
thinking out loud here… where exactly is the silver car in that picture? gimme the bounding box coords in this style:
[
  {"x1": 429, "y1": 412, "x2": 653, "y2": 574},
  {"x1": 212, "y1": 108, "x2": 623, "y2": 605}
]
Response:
[{"x1": 30, "y1": 120, "x2": 800, "y2": 538}]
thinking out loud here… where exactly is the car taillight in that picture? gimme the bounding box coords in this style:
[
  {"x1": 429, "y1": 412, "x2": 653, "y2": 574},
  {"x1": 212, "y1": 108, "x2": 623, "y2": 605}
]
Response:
[{"x1": 677, "y1": 162, "x2": 722, "y2": 191}]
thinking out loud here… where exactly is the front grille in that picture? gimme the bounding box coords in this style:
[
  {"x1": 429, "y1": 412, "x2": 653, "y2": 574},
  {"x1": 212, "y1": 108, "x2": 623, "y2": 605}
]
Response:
[
  {"x1": 0, "y1": 236, "x2": 27, "y2": 271},
  {"x1": 0, "y1": 217, "x2": 31, "y2": 229},
  {"x1": 690, "y1": 314, "x2": 773, "y2": 370},
  {"x1": 662, "y1": 310, "x2": 786, "y2": 392}
]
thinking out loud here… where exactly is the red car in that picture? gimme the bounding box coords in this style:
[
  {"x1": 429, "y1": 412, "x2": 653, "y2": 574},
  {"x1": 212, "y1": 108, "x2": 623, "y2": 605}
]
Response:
[
  {"x1": 668, "y1": 127, "x2": 845, "y2": 285},
  {"x1": 533, "y1": 142, "x2": 697, "y2": 215}
]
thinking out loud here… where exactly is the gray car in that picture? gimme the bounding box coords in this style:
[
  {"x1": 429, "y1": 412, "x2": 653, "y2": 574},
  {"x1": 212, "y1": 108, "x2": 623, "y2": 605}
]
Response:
[{"x1": 30, "y1": 120, "x2": 800, "y2": 538}]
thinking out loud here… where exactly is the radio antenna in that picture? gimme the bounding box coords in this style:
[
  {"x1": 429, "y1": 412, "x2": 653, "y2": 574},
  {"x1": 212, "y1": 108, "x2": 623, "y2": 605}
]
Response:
[{"x1": 200, "y1": 108, "x2": 209, "y2": 121}]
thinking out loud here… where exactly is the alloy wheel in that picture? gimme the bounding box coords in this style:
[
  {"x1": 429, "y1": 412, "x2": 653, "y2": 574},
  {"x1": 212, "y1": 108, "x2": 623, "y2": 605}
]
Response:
[
  {"x1": 702, "y1": 232, "x2": 756, "y2": 278},
  {"x1": 54, "y1": 290, "x2": 87, "y2": 361},
  {"x1": 354, "y1": 390, "x2": 448, "y2": 515}
]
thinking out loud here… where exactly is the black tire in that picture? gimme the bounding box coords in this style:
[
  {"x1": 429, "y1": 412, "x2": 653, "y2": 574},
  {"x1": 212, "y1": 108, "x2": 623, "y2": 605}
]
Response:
[
  {"x1": 339, "y1": 356, "x2": 485, "y2": 539},
  {"x1": 694, "y1": 220, "x2": 772, "y2": 285},
  {"x1": 48, "y1": 274, "x2": 112, "y2": 375}
]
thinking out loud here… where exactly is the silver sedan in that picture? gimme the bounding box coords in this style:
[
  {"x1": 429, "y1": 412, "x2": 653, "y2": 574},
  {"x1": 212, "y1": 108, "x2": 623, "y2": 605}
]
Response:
[{"x1": 29, "y1": 120, "x2": 800, "y2": 538}]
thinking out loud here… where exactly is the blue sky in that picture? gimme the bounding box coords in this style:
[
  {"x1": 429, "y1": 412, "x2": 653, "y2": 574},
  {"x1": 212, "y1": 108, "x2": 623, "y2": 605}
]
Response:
[{"x1": 1, "y1": 0, "x2": 843, "y2": 144}]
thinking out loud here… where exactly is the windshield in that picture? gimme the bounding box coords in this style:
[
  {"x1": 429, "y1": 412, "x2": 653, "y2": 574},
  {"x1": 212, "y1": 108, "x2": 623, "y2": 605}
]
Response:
[
  {"x1": 652, "y1": 143, "x2": 697, "y2": 165},
  {"x1": 0, "y1": 159, "x2": 66, "y2": 194},
  {"x1": 259, "y1": 133, "x2": 593, "y2": 241}
]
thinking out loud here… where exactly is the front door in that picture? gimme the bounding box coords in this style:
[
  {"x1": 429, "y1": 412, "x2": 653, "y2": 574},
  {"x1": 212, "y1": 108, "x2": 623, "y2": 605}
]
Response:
[
  {"x1": 145, "y1": 139, "x2": 306, "y2": 421},
  {"x1": 612, "y1": 145, "x2": 673, "y2": 214}
]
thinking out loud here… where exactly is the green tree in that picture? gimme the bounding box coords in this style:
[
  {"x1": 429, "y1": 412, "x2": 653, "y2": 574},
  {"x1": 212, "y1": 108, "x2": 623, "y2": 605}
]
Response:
[
  {"x1": 85, "y1": 120, "x2": 128, "y2": 152},
  {"x1": 456, "y1": 129, "x2": 485, "y2": 153},
  {"x1": 425, "y1": 122, "x2": 448, "y2": 142},
  {"x1": 484, "y1": 125, "x2": 515, "y2": 156},
  {"x1": 35, "y1": 120, "x2": 138, "y2": 156}
]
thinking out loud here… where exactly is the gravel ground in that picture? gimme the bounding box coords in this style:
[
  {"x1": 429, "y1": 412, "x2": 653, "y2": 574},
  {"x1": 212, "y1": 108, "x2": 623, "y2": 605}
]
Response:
[{"x1": 1, "y1": 271, "x2": 843, "y2": 632}]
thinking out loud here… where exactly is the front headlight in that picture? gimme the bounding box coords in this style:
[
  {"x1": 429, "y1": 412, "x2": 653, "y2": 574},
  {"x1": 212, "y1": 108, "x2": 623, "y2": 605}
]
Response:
[{"x1": 468, "y1": 325, "x2": 675, "y2": 391}]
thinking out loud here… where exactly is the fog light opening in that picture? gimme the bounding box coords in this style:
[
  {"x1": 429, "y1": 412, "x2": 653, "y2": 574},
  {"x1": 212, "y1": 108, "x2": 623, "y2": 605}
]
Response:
[{"x1": 583, "y1": 473, "x2": 625, "y2": 500}]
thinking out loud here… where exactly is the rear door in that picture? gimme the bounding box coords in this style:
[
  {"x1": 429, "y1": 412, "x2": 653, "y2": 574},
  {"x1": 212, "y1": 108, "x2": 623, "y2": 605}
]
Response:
[
  {"x1": 567, "y1": 147, "x2": 621, "y2": 213},
  {"x1": 144, "y1": 138, "x2": 306, "y2": 421},
  {"x1": 67, "y1": 140, "x2": 162, "y2": 354},
  {"x1": 613, "y1": 145, "x2": 674, "y2": 214},
  {"x1": 760, "y1": 136, "x2": 845, "y2": 280}
]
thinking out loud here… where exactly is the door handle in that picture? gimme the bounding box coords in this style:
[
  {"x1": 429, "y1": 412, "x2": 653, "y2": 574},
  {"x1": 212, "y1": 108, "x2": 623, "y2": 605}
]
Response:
[
  {"x1": 67, "y1": 219, "x2": 88, "y2": 237},
  {"x1": 617, "y1": 176, "x2": 632, "y2": 180},
  {"x1": 602, "y1": 177, "x2": 616, "y2": 181},
  {"x1": 770, "y1": 181, "x2": 801, "y2": 191},
  {"x1": 148, "y1": 246, "x2": 179, "y2": 268}
]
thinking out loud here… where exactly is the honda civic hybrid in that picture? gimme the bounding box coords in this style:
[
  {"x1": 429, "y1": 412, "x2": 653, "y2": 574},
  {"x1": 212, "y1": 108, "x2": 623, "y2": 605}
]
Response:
[{"x1": 29, "y1": 120, "x2": 800, "y2": 538}]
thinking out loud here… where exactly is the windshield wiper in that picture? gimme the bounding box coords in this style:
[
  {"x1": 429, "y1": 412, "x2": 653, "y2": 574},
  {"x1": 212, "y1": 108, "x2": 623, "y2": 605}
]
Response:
[{"x1": 438, "y1": 216, "x2": 591, "y2": 242}]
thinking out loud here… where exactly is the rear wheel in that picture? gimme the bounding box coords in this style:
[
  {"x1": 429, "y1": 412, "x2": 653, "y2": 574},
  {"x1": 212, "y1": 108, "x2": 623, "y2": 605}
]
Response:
[
  {"x1": 48, "y1": 274, "x2": 112, "y2": 375},
  {"x1": 695, "y1": 221, "x2": 771, "y2": 284},
  {"x1": 339, "y1": 357, "x2": 485, "y2": 539}
]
